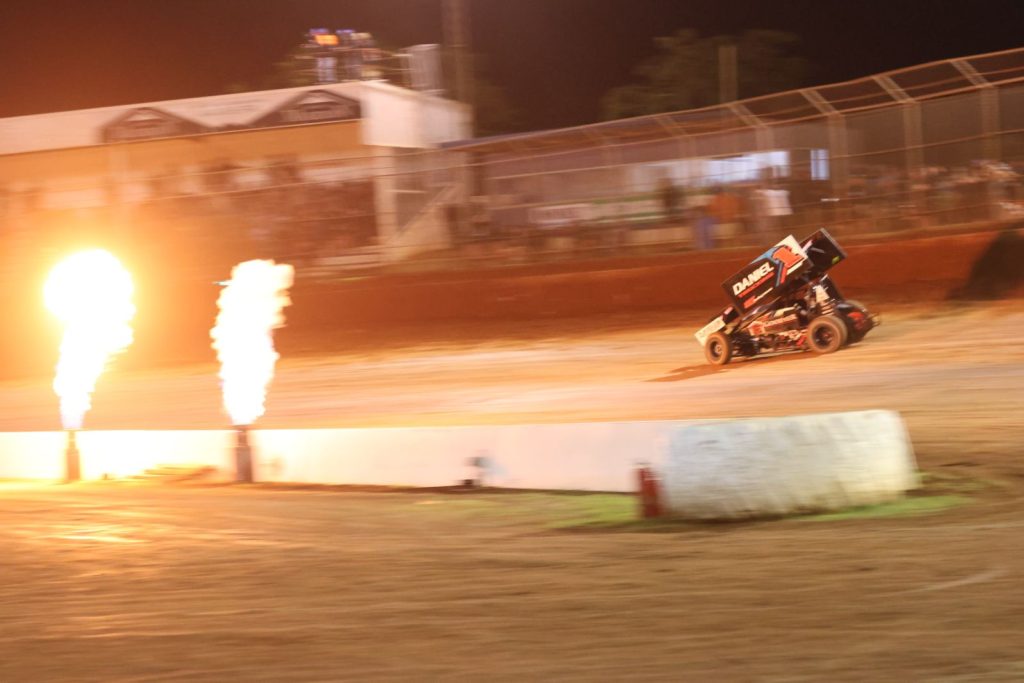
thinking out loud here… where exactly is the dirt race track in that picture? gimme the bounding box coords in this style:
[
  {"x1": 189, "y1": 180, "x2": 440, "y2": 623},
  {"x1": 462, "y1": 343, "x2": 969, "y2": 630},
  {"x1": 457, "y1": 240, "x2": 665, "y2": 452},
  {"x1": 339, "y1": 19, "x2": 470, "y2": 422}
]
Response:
[{"x1": 1, "y1": 301, "x2": 1023, "y2": 680}]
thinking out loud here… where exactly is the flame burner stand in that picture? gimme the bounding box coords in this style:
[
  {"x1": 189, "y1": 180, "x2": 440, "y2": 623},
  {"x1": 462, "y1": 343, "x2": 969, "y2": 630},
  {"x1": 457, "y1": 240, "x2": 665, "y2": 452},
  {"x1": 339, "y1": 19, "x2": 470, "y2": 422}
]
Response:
[
  {"x1": 234, "y1": 426, "x2": 254, "y2": 483},
  {"x1": 64, "y1": 430, "x2": 81, "y2": 483}
]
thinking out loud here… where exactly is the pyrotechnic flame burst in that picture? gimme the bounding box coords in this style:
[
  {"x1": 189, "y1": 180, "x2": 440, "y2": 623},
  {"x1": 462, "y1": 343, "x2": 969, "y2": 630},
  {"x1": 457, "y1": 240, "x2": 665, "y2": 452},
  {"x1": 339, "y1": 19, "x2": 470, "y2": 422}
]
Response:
[
  {"x1": 211, "y1": 260, "x2": 294, "y2": 426},
  {"x1": 44, "y1": 250, "x2": 135, "y2": 430}
]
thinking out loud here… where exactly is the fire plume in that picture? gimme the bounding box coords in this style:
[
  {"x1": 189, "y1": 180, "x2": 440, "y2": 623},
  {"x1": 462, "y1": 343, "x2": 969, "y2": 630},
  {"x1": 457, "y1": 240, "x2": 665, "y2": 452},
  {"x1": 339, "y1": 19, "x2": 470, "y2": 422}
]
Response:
[
  {"x1": 44, "y1": 250, "x2": 135, "y2": 430},
  {"x1": 211, "y1": 260, "x2": 294, "y2": 426}
]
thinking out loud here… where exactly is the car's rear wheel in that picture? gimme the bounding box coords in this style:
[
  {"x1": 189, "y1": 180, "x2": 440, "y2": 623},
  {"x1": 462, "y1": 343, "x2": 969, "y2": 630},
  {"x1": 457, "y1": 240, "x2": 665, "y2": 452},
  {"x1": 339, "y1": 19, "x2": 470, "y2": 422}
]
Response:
[
  {"x1": 704, "y1": 331, "x2": 733, "y2": 366},
  {"x1": 807, "y1": 315, "x2": 848, "y2": 354}
]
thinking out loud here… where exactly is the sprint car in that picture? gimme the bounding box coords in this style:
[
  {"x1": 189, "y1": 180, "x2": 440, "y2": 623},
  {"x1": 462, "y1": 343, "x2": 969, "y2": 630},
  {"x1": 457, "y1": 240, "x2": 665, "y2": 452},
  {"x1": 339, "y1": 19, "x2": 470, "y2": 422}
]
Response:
[{"x1": 694, "y1": 229, "x2": 878, "y2": 366}]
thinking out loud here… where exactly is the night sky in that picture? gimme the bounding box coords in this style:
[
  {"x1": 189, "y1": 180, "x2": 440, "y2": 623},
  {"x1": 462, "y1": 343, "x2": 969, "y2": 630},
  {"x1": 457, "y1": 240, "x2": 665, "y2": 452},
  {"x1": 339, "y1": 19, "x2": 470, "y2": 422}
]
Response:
[{"x1": 0, "y1": 0, "x2": 1021, "y2": 131}]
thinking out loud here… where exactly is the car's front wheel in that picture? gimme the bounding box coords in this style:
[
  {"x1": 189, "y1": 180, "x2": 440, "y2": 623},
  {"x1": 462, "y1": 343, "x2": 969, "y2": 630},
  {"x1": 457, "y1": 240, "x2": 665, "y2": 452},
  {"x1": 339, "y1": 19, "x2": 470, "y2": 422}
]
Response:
[{"x1": 704, "y1": 331, "x2": 733, "y2": 365}]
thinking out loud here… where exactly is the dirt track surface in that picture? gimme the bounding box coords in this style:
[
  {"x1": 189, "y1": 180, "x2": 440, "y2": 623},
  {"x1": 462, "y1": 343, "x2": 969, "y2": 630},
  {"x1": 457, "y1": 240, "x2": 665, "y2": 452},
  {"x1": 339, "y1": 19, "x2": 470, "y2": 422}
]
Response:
[
  {"x1": 1, "y1": 301, "x2": 1023, "y2": 680},
  {"x1": 0, "y1": 482, "x2": 1023, "y2": 682},
  {"x1": 0, "y1": 302, "x2": 1022, "y2": 475}
]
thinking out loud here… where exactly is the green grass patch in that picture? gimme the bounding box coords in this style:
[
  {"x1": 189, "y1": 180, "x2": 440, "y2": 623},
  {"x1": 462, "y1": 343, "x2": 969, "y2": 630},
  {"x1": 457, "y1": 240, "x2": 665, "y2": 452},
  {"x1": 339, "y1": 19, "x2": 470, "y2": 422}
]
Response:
[
  {"x1": 542, "y1": 494, "x2": 642, "y2": 529},
  {"x1": 407, "y1": 492, "x2": 657, "y2": 530},
  {"x1": 795, "y1": 494, "x2": 969, "y2": 522},
  {"x1": 404, "y1": 484, "x2": 973, "y2": 531},
  {"x1": 536, "y1": 490, "x2": 972, "y2": 528}
]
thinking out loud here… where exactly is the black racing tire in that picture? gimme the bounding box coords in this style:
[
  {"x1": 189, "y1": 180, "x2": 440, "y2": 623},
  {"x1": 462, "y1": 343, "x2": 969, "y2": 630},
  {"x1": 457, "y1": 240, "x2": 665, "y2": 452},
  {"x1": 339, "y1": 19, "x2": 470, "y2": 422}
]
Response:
[
  {"x1": 840, "y1": 299, "x2": 873, "y2": 344},
  {"x1": 704, "y1": 331, "x2": 733, "y2": 366},
  {"x1": 807, "y1": 315, "x2": 848, "y2": 354}
]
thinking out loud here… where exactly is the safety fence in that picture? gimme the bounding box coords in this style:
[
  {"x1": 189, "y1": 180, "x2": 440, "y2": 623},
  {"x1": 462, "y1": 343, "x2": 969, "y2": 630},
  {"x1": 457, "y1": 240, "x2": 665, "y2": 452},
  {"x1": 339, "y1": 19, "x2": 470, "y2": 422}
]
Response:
[
  {"x1": 2, "y1": 47, "x2": 1024, "y2": 284},
  {"x1": 450, "y1": 47, "x2": 1024, "y2": 263}
]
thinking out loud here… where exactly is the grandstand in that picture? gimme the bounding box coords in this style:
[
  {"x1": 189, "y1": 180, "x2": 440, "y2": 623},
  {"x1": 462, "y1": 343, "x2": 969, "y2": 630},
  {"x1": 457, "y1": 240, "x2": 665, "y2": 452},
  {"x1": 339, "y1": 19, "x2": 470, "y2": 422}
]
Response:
[
  {"x1": 1, "y1": 47, "x2": 1023, "y2": 277},
  {"x1": 0, "y1": 78, "x2": 469, "y2": 275}
]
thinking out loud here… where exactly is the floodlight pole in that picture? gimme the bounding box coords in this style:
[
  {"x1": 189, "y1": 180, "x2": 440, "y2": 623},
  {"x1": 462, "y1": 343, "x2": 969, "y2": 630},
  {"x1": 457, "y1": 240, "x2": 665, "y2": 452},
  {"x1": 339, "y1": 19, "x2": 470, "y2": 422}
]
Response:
[
  {"x1": 443, "y1": 0, "x2": 473, "y2": 129},
  {"x1": 64, "y1": 430, "x2": 81, "y2": 483}
]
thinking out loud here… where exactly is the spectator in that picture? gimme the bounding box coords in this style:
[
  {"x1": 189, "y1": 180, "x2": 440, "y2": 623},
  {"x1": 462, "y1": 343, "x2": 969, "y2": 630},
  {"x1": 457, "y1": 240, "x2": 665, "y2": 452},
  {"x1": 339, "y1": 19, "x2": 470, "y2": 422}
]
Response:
[
  {"x1": 752, "y1": 185, "x2": 774, "y2": 239},
  {"x1": 659, "y1": 178, "x2": 681, "y2": 224},
  {"x1": 693, "y1": 202, "x2": 715, "y2": 250},
  {"x1": 708, "y1": 186, "x2": 740, "y2": 243}
]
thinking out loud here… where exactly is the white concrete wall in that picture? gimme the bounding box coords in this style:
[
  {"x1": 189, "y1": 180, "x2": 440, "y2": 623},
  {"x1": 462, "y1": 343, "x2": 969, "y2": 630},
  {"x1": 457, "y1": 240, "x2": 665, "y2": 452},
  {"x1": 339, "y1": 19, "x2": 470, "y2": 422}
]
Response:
[
  {"x1": 0, "y1": 413, "x2": 918, "y2": 503},
  {"x1": 0, "y1": 431, "x2": 235, "y2": 481},
  {"x1": 0, "y1": 421, "x2": 676, "y2": 491},
  {"x1": 253, "y1": 421, "x2": 671, "y2": 490},
  {"x1": 76, "y1": 430, "x2": 236, "y2": 481},
  {"x1": 0, "y1": 432, "x2": 65, "y2": 479}
]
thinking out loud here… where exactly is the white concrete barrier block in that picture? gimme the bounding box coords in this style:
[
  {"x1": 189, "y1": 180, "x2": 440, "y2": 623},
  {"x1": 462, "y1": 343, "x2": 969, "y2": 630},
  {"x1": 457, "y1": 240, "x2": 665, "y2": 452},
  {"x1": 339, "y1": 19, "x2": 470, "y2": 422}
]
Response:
[
  {"x1": 0, "y1": 413, "x2": 915, "y2": 501},
  {"x1": 660, "y1": 410, "x2": 918, "y2": 519},
  {"x1": 0, "y1": 430, "x2": 236, "y2": 481},
  {"x1": 0, "y1": 432, "x2": 65, "y2": 479},
  {"x1": 254, "y1": 421, "x2": 672, "y2": 491},
  {"x1": 78, "y1": 430, "x2": 235, "y2": 480}
]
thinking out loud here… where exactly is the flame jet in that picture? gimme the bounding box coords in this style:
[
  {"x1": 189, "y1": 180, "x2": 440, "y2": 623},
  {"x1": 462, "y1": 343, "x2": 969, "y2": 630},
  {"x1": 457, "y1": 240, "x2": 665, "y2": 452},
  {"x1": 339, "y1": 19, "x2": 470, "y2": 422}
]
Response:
[
  {"x1": 44, "y1": 249, "x2": 135, "y2": 431},
  {"x1": 211, "y1": 260, "x2": 294, "y2": 427}
]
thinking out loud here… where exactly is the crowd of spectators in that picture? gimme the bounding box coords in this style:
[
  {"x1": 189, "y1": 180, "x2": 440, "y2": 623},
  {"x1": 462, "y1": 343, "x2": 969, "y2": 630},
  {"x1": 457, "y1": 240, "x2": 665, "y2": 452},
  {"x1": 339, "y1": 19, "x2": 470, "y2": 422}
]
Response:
[
  {"x1": 0, "y1": 159, "x2": 378, "y2": 284},
  {"x1": 675, "y1": 159, "x2": 1023, "y2": 248},
  {"x1": 454, "y1": 158, "x2": 1024, "y2": 261},
  {"x1": 3, "y1": 155, "x2": 1022, "y2": 286}
]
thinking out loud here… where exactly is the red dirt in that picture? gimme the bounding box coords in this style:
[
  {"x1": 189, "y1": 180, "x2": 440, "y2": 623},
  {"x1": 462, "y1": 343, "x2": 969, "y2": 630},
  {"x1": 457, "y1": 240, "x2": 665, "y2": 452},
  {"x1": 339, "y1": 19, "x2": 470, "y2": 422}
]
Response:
[
  {"x1": 0, "y1": 303, "x2": 1022, "y2": 680},
  {"x1": 1, "y1": 227, "x2": 1010, "y2": 381},
  {"x1": 0, "y1": 230, "x2": 1021, "y2": 680},
  {"x1": 0, "y1": 475, "x2": 1021, "y2": 681}
]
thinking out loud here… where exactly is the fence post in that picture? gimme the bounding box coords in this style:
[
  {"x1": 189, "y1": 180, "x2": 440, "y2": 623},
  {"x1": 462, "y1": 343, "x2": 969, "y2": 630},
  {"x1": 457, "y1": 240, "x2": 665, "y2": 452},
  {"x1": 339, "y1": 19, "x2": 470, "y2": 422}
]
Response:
[
  {"x1": 901, "y1": 101, "x2": 924, "y2": 174},
  {"x1": 874, "y1": 75, "x2": 923, "y2": 176},
  {"x1": 979, "y1": 87, "x2": 1002, "y2": 162},
  {"x1": 801, "y1": 89, "x2": 849, "y2": 203},
  {"x1": 828, "y1": 115, "x2": 850, "y2": 198},
  {"x1": 953, "y1": 59, "x2": 1001, "y2": 163}
]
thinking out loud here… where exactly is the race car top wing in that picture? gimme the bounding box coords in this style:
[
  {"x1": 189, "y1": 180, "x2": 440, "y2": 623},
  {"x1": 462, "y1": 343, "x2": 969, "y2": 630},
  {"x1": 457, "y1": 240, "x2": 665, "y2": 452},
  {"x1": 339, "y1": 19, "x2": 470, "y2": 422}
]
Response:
[
  {"x1": 800, "y1": 228, "x2": 847, "y2": 273},
  {"x1": 721, "y1": 235, "x2": 810, "y2": 313}
]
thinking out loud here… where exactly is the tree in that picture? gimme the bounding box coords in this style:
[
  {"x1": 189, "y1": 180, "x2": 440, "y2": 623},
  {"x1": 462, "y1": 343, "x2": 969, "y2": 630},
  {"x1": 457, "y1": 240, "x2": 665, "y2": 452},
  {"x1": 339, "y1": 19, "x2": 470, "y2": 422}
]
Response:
[
  {"x1": 601, "y1": 29, "x2": 810, "y2": 120},
  {"x1": 467, "y1": 75, "x2": 524, "y2": 136},
  {"x1": 262, "y1": 43, "x2": 318, "y2": 90},
  {"x1": 440, "y1": 51, "x2": 525, "y2": 137}
]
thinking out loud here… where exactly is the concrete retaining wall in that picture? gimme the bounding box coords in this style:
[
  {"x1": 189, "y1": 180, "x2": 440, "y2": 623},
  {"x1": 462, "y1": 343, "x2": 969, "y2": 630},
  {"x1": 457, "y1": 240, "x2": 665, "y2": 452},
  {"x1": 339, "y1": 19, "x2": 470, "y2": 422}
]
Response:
[
  {"x1": 0, "y1": 422, "x2": 672, "y2": 491},
  {"x1": 0, "y1": 432, "x2": 65, "y2": 479},
  {"x1": 0, "y1": 412, "x2": 918, "y2": 509},
  {"x1": 253, "y1": 422, "x2": 673, "y2": 490}
]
